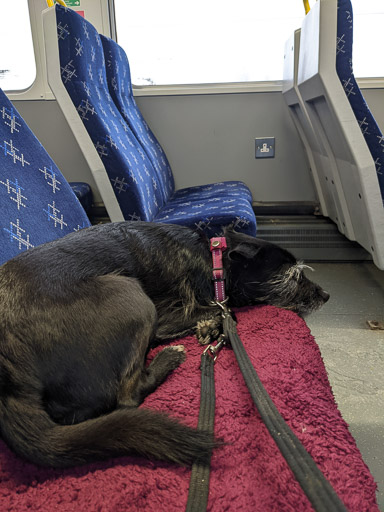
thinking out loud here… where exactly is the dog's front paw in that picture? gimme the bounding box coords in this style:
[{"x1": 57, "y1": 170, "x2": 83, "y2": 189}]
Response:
[
  {"x1": 195, "y1": 318, "x2": 222, "y2": 345},
  {"x1": 154, "y1": 345, "x2": 186, "y2": 371}
]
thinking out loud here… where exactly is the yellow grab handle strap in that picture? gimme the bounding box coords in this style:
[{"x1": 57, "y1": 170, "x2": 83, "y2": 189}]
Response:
[{"x1": 46, "y1": 0, "x2": 68, "y2": 7}]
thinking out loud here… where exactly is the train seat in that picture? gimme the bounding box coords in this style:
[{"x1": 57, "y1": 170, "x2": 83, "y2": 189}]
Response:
[
  {"x1": 100, "y1": 34, "x2": 253, "y2": 206},
  {"x1": 42, "y1": 4, "x2": 256, "y2": 237},
  {"x1": 0, "y1": 88, "x2": 91, "y2": 266},
  {"x1": 292, "y1": 0, "x2": 384, "y2": 268}
]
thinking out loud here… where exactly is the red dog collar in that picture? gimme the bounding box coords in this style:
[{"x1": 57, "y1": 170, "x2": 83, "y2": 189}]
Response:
[{"x1": 210, "y1": 237, "x2": 227, "y2": 303}]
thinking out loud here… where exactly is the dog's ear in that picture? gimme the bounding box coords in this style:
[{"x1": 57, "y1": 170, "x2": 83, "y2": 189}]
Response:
[
  {"x1": 228, "y1": 242, "x2": 263, "y2": 262},
  {"x1": 224, "y1": 229, "x2": 264, "y2": 263}
]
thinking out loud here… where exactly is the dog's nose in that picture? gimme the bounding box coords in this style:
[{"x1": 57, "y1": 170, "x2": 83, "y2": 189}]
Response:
[{"x1": 319, "y1": 289, "x2": 330, "y2": 303}]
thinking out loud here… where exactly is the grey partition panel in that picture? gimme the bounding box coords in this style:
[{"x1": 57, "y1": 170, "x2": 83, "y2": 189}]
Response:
[
  {"x1": 283, "y1": 30, "x2": 336, "y2": 222},
  {"x1": 294, "y1": 0, "x2": 384, "y2": 269}
]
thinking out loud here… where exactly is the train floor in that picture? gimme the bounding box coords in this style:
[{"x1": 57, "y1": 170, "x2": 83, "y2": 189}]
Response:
[{"x1": 306, "y1": 262, "x2": 384, "y2": 510}]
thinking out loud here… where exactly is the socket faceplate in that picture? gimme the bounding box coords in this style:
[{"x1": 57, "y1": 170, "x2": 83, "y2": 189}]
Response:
[{"x1": 255, "y1": 137, "x2": 275, "y2": 158}]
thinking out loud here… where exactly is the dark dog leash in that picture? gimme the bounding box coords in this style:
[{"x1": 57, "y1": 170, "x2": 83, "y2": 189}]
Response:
[{"x1": 186, "y1": 238, "x2": 348, "y2": 512}]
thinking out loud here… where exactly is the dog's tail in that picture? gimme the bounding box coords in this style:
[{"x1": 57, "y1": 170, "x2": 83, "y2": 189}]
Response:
[{"x1": 1, "y1": 397, "x2": 217, "y2": 468}]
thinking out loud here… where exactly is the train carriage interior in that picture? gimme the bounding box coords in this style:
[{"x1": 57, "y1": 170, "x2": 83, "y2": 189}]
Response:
[{"x1": 0, "y1": 0, "x2": 383, "y2": 510}]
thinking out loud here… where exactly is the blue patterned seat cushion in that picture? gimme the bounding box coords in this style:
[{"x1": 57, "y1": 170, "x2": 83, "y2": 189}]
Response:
[
  {"x1": 0, "y1": 89, "x2": 90, "y2": 265},
  {"x1": 171, "y1": 181, "x2": 253, "y2": 203},
  {"x1": 337, "y1": 0, "x2": 384, "y2": 202},
  {"x1": 56, "y1": 5, "x2": 165, "y2": 221},
  {"x1": 100, "y1": 35, "x2": 253, "y2": 205},
  {"x1": 155, "y1": 196, "x2": 256, "y2": 237},
  {"x1": 70, "y1": 181, "x2": 93, "y2": 211}
]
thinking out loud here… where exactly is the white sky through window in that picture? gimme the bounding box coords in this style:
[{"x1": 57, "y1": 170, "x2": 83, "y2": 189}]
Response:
[
  {"x1": 114, "y1": 0, "x2": 384, "y2": 86},
  {"x1": 0, "y1": 1, "x2": 36, "y2": 91}
]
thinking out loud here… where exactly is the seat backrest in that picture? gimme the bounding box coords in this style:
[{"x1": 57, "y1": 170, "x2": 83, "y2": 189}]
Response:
[
  {"x1": 336, "y1": 0, "x2": 384, "y2": 197},
  {"x1": 44, "y1": 4, "x2": 165, "y2": 222},
  {"x1": 0, "y1": 88, "x2": 90, "y2": 265},
  {"x1": 297, "y1": 0, "x2": 384, "y2": 269},
  {"x1": 100, "y1": 35, "x2": 175, "y2": 204}
]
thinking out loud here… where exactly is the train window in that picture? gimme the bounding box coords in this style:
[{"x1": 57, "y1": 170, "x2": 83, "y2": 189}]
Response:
[
  {"x1": 353, "y1": 1, "x2": 384, "y2": 78},
  {"x1": 0, "y1": 2, "x2": 36, "y2": 91},
  {"x1": 113, "y1": 0, "x2": 384, "y2": 88},
  {"x1": 113, "y1": 0, "x2": 306, "y2": 86}
]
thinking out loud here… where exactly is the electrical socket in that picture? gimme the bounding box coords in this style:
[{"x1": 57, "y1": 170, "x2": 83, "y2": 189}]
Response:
[{"x1": 255, "y1": 137, "x2": 275, "y2": 158}]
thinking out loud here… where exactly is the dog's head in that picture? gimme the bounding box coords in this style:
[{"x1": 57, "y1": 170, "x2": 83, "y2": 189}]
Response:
[{"x1": 225, "y1": 229, "x2": 329, "y2": 315}]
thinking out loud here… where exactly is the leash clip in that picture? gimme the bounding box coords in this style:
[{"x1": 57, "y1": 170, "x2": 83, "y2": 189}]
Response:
[
  {"x1": 210, "y1": 298, "x2": 231, "y2": 319},
  {"x1": 203, "y1": 334, "x2": 227, "y2": 362}
]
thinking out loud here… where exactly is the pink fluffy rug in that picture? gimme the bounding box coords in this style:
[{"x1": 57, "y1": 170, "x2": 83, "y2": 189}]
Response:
[{"x1": 0, "y1": 306, "x2": 379, "y2": 511}]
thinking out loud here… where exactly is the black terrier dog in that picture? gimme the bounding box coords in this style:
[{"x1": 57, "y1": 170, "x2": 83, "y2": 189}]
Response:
[{"x1": 0, "y1": 222, "x2": 329, "y2": 468}]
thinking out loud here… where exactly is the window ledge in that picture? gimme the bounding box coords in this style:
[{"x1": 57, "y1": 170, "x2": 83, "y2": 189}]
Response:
[{"x1": 132, "y1": 80, "x2": 284, "y2": 97}]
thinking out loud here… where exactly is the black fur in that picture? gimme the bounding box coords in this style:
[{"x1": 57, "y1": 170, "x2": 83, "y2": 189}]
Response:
[{"x1": 0, "y1": 222, "x2": 329, "y2": 468}]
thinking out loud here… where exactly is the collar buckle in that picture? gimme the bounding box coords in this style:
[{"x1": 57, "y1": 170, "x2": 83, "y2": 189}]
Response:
[{"x1": 210, "y1": 237, "x2": 227, "y2": 251}]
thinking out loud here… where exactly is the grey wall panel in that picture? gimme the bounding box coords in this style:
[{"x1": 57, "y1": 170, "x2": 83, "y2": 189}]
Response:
[
  {"x1": 135, "y1": 92, "x2": 316, "y2": 202},
  {"x1": 363, "y1": 89, "x2": 384, "y2": 133}
]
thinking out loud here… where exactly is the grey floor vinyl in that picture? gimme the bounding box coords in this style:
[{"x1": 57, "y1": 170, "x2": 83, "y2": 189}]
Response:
[{"x1": 305, "y1": 262, "x2": 384, "y2": 511}]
